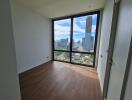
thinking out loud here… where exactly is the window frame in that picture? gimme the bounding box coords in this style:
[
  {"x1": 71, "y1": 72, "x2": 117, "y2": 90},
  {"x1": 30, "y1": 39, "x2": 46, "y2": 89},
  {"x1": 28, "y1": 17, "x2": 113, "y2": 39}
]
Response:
[{"x1": 52, "y1": 11, "x2": 100, "y2": 67}]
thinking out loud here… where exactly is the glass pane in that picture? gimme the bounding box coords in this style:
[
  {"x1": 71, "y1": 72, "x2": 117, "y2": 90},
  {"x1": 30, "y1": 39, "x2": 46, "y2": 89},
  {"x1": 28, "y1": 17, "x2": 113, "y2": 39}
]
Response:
[
  {"x1": 72, "y1": 14, "x2": 97, "y2": 52},
  {"x1": 54, "y1": 51, "x2": 70, "y2": 62},
  {"x1": 54, "y1": 19, "x2": 71, "y2": 50},
  {"x1": 72, "y1": 53, "x2": 94, "y2": 65}
]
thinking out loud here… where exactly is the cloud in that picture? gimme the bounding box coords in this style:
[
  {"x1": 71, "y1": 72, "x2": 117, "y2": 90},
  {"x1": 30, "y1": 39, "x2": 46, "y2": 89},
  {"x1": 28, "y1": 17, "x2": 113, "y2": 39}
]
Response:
[
  {"x1": 54, "y1": 15, "x2": 97, "y2": 36},
  {"x1": 92, "y1": 25, "x2": 96, "y2": 33},
  {"x1": 55, "y1": 19, "x2": 71, "y2": 27},
  {"x1": 73, "y1": 21, "x2": 85, "y2": 33},
  {"x1": 92, "y1": 14, "x2": 97, "y2": 18},
  {"x1": 54, "y1": 24, "x2": 70, "y2": 35}
]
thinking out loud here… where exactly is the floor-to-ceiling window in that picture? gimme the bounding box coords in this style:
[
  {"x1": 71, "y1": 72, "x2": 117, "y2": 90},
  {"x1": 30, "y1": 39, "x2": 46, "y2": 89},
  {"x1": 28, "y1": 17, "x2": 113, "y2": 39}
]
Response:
[{"x1": 52, "y1": 11, "x2": 100, "y2": 67}]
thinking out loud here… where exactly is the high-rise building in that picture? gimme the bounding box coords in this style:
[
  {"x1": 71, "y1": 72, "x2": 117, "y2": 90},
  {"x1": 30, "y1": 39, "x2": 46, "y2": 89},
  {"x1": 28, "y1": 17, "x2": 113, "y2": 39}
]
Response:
[
  {"x1": 83, "y1": 16, "x2": 93, "y2": 51},
  {"x1": 86, "y1": 16, "x2": 92, "y2": 33},
  {"x1": 90, "y1": 36, "x2": 94, "y2": 51},
  {"x1": 82, "y1": 37, "x2": 85, "y2": 49}
]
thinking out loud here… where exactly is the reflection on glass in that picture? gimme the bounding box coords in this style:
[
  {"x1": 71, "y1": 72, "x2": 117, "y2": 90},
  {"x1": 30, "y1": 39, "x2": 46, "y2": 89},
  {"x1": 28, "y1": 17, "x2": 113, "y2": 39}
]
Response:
[
  {"x1": 72, "y1": 14, "x2": 97, "y2": 52},
  {"x1": 54, "y1": 51, "x2": 70, "y2": 62},
  {"x1": 72, "y1": 53, "x2": 94, "y2": 65},
  {"x1": 54, "y1": 19, "x2": 71, "y2": 50}
]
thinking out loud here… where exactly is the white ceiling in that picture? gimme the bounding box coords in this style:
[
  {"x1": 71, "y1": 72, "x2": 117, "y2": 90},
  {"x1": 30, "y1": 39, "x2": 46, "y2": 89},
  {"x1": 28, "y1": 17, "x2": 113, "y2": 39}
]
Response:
[{"x1": 15, "y1": 0, "x2": 106, "y2": 18}]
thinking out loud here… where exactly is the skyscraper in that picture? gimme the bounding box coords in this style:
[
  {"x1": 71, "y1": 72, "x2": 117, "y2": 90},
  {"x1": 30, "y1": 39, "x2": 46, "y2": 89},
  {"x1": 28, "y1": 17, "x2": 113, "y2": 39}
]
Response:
[
  {"x1": 83, "y1": 16, "x2": 92, "y2": 51},
  {"x1": 90, "y1": 36, "x2": 94, "y2": 51}
]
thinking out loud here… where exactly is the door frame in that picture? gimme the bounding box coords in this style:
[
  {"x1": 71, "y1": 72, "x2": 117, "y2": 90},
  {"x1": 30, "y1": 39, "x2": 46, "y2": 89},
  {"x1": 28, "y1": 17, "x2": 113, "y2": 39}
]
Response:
[
  {"x1": 51, "y1": 11, "x2": 100, "y2": 67},
  {"x1": 103, "y1": 0, "x2": 121, "y2": 98},
  {"x1": 120, "y1": 37, "x2": 132, "y2": 100}
]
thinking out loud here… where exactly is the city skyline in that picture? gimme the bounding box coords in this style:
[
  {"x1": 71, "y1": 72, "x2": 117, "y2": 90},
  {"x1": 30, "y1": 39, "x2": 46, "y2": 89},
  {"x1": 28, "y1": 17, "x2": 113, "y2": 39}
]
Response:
[
  {"x1": 54, "y1": 14, "x2": 97, "y2": 52},
  {"x1": 54, "y1": 14, "x2": 97, "y2": 42},
  {"x1": 54, "y1": 14, "x2": 97, "y2": 65}
]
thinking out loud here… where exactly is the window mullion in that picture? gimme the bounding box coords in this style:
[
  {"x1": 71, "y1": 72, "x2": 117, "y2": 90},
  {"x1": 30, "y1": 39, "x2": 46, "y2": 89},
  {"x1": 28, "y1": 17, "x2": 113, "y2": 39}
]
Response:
[{"x1": 70, "y1": 17, "x2": 73, "y2": 63}]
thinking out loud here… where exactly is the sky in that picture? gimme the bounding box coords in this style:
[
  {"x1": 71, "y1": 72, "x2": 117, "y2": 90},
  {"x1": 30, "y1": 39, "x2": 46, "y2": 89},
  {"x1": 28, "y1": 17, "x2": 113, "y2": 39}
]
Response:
[{"x1": 54, "y1": 14, "x2": 97, "y2": 42}]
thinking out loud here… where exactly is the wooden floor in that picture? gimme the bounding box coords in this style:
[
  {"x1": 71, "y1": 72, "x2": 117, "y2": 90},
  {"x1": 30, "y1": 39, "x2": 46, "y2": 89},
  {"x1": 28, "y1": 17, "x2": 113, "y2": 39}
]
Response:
[{"x1": 19, "y1": 61, "x2": 103, "y2": 100}]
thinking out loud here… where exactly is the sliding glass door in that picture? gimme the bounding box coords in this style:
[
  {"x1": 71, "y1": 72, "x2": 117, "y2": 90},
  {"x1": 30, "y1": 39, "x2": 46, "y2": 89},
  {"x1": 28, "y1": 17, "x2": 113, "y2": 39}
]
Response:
[{"x1": 52, "y1": 11, "x2": 100, "y2": 67}]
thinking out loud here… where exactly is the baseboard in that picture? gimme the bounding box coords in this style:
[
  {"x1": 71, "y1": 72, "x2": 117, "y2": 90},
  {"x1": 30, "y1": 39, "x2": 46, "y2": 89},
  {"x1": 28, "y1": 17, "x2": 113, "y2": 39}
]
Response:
[{"x1": 19, "y1": 60, "x2": 52, "y2": 76}]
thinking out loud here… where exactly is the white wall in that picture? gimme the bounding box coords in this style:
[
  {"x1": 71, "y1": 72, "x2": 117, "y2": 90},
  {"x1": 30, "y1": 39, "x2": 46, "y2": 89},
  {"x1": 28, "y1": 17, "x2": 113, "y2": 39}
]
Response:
[
  {"x1": 107, "y1": 0, "x2": 132, "y2": 99},
  {"x1": 97, "y1": 0, "x2": 114, "y2": 91},
  {"x1": 0, "y1": 0, "x2": 21, "y2": 99},
  {"x1": 95, "y1": 10, "x2": 103, "y2": 68},
  {"x1": 11, "y1": 1, "x2": 51, "y2": 73},
  {"x1": 124, "y1": 58, "x2": 132, "y2": 100}
]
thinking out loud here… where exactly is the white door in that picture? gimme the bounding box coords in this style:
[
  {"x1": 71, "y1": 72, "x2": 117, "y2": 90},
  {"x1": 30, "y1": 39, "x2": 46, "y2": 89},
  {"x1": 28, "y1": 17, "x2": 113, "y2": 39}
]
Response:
[{"x1": 107, "y1": 0, "x2": 132, "y2": 100}]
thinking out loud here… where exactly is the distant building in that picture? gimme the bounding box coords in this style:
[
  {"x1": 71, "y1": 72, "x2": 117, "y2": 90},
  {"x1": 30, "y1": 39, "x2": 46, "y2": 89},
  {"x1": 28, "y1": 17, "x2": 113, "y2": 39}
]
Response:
[
  {"x1": 82, "y1": 16, "x2": 93, "y2": 51},
  {"x1": 86, "y1": 16, "x2": 92, "y2": 33},
  {"x1": 77, "y1": 40, "x2": 81, "y2": 44},
  {"x1": 90, "y1": 36, "x2": 94, "y2": 51},
  {"x1": 72, "y1": 39, "x2": 79, "y2": 51},
  {"x1": 82, "y1": 37, "x2": 85, "y2": 49},
  {"x1": 57, "y1": 38, "x2": 68, "y2": 49}
]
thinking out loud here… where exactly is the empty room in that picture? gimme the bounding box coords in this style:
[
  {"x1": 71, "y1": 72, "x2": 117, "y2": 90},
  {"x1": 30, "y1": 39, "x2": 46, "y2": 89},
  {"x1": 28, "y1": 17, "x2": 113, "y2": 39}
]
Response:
[{"x1": 0, "y1": 0, "x2": 132, "y2": 100}]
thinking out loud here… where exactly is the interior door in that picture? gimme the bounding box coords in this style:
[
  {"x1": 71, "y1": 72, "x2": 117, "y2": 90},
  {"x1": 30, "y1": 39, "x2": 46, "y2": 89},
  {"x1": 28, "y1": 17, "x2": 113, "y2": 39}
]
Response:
[{"x1": 104, "y1": 0, "x2": 132, "y2": 99}]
